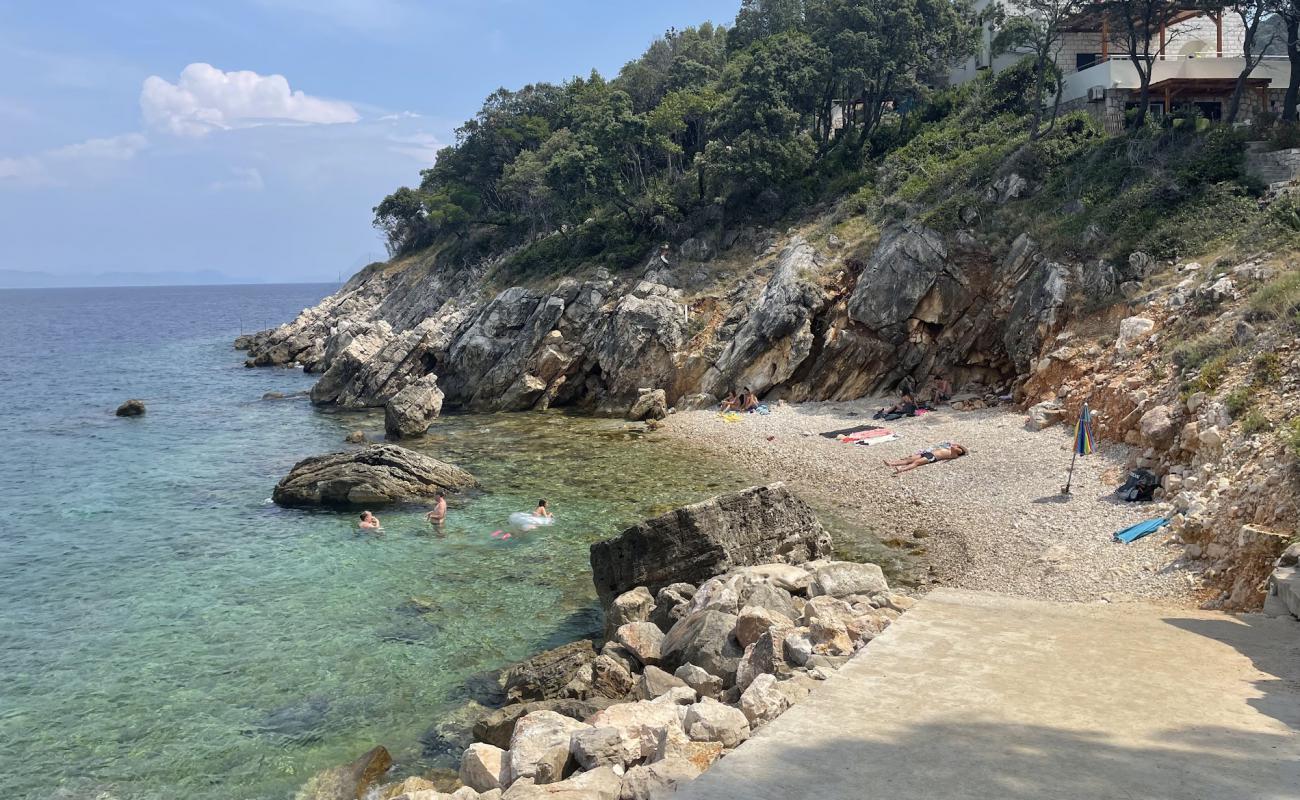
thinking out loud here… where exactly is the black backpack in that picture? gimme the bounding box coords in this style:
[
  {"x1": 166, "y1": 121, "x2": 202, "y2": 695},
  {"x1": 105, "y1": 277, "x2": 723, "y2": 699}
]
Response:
[{"x1": 1116, "y1": 469, "x2": 1159, "y2": 502}]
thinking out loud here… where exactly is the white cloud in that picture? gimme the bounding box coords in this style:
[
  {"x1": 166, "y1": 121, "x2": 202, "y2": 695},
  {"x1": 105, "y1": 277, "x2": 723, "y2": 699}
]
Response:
[
  {"x1": 0, "y1": 133, "x2": 149, "y2": 186},
  {"x1": 141, "y1": 63, "x2": 359, "y2": 137},
  {"x1": 210, "y1": 166, "x2": 265, "y2": 192},
  {"x1": 378, "y1": 111, "x2": 422, "y2": 121},
  {"x1": 386, "y1": 131, "x2": 442, "y2": 164},
  {"x1": 49, "y1": 133, "x2": 149, "y2": 161},
  {"x1": 0, "y1": 156, "x2": 43, "y2": 182}
]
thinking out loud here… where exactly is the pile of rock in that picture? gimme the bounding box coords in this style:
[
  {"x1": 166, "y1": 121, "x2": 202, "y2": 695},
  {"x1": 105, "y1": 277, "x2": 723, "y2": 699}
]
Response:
[
  {"x1": 440, "y1": 558, "x2": 910, "y2": 800},
  {"x1": 304, "y1": 483, "x2": 913, "y2": 799}
]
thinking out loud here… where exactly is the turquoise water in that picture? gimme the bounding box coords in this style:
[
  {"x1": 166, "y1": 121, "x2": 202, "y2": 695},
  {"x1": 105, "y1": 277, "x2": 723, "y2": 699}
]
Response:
[
  {"x1": 0, "y1": 285, "x2": 775, "y2": 800},
  {"x1": 0, "y1": 285, "x2": 901, "y2": 800}
]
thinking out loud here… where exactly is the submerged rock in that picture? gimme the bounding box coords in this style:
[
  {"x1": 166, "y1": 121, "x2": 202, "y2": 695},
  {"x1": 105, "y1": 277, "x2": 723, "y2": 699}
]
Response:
[
  {"x1": 589, "y1": 483, "x2": 831, "y2": 606},
  {"x1": 271, "y1": 444, "x2": 477, "y2": 508},
  {"x1": 115, "y1": 399, "x2": 146, "y2": 417},
  {"x1": 294, "y1": 745, "x2": 392, "y2": 800}
]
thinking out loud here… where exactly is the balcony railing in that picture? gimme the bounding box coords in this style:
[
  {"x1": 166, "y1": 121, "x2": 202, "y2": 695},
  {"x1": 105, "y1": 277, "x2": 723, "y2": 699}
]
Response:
[{"x1": 1059, "y1": 54, "x2": 1292, "y2": 104}]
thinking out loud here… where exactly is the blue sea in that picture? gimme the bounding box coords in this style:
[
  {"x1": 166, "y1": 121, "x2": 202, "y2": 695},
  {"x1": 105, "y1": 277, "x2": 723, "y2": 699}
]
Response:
[{"x1": 0, "y1": 284, "x2": 899, "y2": 800}]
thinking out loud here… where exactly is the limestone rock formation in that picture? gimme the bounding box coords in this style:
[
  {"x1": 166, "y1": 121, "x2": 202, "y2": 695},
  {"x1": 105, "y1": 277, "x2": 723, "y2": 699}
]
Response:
[
  {"x1": 272, "y1": 444, "x2": 477, "y2": 508},
  {"x1": 503, "y1": 640, "x2": 597, "y2": 704},
  {"x1": 626, "y1": 388, "x2": 667, "y2": 421},
  {"x1": 589, "y1": 483, "x2": 831, "y2": 606},
  {"x1": 384, "y1": 374, "x2": 444, "y2": 437}
]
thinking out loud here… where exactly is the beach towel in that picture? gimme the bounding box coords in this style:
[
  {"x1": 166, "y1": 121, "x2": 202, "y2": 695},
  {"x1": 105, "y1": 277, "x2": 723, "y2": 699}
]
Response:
[
  {"x1": 840, "y1": 428, "x2": 894, "y2": 443},
  {"x1": 820, "y1": 424, "x2": 882, "y2": 439},
  {"x1": 1112, "y1": 517, "x2": 1169, "y2": 544},
  {"x1": 854, "y1": 433, "x2": 899, "y2": 446},
  {"x1": 755, "y1": 404, "x2": 770, "y2": 415},
  {"x1": 719, "y1": 412, "x2": 743, "y2": 423}
]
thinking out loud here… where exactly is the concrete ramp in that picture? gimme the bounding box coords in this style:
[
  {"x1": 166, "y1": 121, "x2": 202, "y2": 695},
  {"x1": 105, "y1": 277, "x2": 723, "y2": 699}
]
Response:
[{"x1": 678, "y1": 589, "x2": 1300, "y2": 800}]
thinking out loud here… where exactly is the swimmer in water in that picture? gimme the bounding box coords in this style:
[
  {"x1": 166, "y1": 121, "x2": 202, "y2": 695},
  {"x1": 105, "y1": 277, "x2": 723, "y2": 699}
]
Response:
[
  {"x1": 425, "y1": 492, "x2": 447, "y2": 526},
  {"x1": 358, "y1": 510, "x2": 381, "y2": 529},
  {"x1": 534, "y1": 499, "x2": 552, "y2": 519}
]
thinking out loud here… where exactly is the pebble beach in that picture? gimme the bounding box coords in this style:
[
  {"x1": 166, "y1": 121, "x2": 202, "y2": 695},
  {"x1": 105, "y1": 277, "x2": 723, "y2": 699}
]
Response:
[{"x1": 661, "y1": 399, "x2": 1201, "y2": 606}]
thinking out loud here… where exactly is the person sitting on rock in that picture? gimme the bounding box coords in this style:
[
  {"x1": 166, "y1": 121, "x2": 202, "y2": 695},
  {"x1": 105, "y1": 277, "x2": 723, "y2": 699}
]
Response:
[
  {"x1": 425, "y1": 492, "x2": 447, "y2": 526},
  {"x1": 741, "y1": 388, "x2": 760, "y2": 412},
  {"x1": 359, "y1": 510, "x2": 381, "y2": 529},
  {"x1": 720, "y1": 389, "x2": 741, "y2": 412},
  {"x1": 884, "y1": 442, "x2": 968, "y2": 475},
  {"x1": 875, "y1": 392, "x2": 918, "y2": 420}
]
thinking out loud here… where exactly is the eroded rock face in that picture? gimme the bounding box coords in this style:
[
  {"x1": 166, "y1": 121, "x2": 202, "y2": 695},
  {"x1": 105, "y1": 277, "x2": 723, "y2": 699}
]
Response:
[
  {"x1": 847, "y1": 224, "x2": 949, "y2": 336},
  {"x1": 589, "y1": 483, "x2": 832, "y2": 606},
  {"x1": 384, "y1": 374, "x2": 444, "y2": 438},
  {"x1": 272, "y1": 444, "x2": 477, "y2": 508}
]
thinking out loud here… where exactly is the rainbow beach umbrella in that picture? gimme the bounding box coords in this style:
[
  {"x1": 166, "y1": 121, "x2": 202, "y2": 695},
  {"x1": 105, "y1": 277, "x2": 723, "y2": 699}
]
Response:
[{"x1": 1062, "y1": 402, "x2": 1093, "y2": 495}]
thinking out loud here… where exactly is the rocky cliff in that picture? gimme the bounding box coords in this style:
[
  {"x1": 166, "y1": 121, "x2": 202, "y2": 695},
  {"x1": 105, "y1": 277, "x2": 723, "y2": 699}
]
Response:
[{"x1": 237, "y1": 217, "x2": 1134, "y2": 417}]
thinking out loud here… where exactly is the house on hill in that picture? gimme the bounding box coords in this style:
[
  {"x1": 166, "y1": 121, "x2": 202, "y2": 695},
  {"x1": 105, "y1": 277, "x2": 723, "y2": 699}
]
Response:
[{"x1": 946, "y1": 1, "x2": 1294, "y2": 132}]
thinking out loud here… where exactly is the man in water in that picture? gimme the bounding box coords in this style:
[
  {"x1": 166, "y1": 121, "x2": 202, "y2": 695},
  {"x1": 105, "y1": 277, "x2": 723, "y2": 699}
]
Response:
[
  {"x1": 884, "y1": 442, "x2": 968, "y2": 475},
  {"x1": 425, "y1": 492, "x2": 447, "y2": 526},
  {"x1": 359, "y1": 510, "x2": 381, "y2": 529}
]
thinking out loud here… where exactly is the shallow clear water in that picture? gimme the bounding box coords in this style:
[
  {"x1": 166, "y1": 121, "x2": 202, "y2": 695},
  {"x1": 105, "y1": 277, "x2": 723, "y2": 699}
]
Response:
[{"x1": 0, "y1": 285, "x2": 899, "y2": 800}]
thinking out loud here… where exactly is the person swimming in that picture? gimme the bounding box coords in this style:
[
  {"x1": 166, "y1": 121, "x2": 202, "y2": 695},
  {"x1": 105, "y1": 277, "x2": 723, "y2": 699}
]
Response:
[
  {"x1": 358, "y1": 510, "x2": 381, "y2": 529},
  {"x1": 534, "y1": 499, "x2": 552, "y2": 519}
]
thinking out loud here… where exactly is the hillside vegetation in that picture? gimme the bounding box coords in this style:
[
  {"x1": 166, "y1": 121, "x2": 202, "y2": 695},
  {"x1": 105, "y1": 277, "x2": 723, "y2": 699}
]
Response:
[{"x1": 370, "y1": 1, "x2": 1300, "y2": 286}]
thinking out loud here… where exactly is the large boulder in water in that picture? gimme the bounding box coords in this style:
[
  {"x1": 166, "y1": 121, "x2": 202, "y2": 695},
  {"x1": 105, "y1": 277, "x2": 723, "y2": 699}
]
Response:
[
  {"x1": 272, "y1": 444, "x2": 477, "y2": 508},
  {"x1": 589, "y1": 483, "x2": 832, "y2": 607},
  {"x1": 383, "y1": 374, "x2": 443, "y2": 438}
]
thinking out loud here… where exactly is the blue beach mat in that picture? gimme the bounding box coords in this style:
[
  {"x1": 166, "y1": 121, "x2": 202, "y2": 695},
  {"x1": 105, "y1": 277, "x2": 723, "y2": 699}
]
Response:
[{"x1": 1113, "y1": 517, "x2": 1169, "y2": 544}]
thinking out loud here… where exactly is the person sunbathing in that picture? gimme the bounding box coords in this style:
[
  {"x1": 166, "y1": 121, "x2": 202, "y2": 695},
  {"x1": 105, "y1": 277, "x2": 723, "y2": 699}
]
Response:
[
  {"x1": 740, "y1": 388, "x2": 759, "y2": 412},
  {"x1": 720, "y1": 389, "x2": 740, "y2": 412},
  {"x1": 884, "y1": 442, "x2": 968, "y2": 474}
]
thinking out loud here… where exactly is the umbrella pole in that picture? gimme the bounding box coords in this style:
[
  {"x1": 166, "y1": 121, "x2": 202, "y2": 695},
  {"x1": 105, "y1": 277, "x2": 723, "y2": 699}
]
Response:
[{"x1": 1062, "y1": 448, "x2": 1078, "y2": 495}]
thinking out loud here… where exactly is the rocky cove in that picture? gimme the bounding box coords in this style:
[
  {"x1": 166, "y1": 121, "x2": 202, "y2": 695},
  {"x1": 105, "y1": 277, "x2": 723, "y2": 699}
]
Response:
[{"x1": 290, "y1": 483, "x2": 914, "y2": 800}]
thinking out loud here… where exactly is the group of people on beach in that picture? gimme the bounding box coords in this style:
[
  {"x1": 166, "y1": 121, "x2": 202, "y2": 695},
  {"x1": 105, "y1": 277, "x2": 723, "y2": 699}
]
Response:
[
  {"x1": 356, "y1": 494, "x2": 553, "y2": 532},
  {"x1": 720, "y1": 387, "x2": 759, "y2": 413}
]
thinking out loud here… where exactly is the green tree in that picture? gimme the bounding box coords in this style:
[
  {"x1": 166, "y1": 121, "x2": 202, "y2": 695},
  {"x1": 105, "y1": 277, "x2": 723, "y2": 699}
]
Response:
[
  {"x1": 728, "y1": 0, "x2": 806, "y2": 53},
  {"x1": 993, "y1": 0, "x2": 1084, "y2": 138},
  {"x1": 806, "y1": 0, "x2": 977, "y2": 151}
]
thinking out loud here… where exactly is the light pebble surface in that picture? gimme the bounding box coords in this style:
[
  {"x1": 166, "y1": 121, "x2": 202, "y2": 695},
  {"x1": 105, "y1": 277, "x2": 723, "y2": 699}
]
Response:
[{"x1": 661, "y1": 399, "x2": 1199, "y2": 606}]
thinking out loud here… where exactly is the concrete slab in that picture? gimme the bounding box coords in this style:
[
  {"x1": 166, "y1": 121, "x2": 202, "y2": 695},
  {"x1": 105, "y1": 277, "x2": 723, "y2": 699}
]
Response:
[{"x1": 677, "y1": 589, "x2": 1300, "y2": 800}]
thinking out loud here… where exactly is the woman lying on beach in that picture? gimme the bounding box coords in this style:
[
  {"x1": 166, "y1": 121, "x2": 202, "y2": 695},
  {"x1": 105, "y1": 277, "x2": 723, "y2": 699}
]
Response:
[{"x1": 884, "y1": 442, "x2": 968, "y2": 474}]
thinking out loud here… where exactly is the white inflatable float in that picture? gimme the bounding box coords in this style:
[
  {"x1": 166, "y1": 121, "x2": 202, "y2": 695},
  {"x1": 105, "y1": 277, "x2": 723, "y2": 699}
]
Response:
[{"x1": 508, "y1": 512, "x2": 554, "y2": 530}]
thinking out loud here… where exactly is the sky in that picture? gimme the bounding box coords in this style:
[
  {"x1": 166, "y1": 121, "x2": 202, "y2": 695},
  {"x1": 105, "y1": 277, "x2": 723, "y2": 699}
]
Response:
[{"x1": 0, "y1": 1, "x2": 741, "y2": 284}]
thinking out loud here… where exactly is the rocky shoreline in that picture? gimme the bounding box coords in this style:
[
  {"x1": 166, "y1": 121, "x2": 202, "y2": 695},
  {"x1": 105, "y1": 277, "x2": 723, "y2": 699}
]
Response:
[
  {"x1": 233, "y1": 224, "x2": 1122, "y2": 423},
  {"x1": 297, "y1": 483, "x2": 912, "y2": 800}
]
